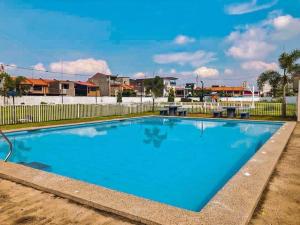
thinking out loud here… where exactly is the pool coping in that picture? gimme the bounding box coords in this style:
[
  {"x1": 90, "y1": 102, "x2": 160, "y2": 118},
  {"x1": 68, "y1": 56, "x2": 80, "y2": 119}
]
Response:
[{"x1": 0, "y1": 116, "x2": 296, "y2": 225}]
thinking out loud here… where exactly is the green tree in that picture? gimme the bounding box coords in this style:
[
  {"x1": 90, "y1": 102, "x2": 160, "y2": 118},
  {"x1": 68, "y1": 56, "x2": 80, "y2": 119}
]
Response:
[
  {"x1": 257, "y1": 71, "x2": 281, "y2": 97},
  {"x1": 167, "y1": 88, "x2": 175, "y2": 102},
  {"x1": 257, "y1": 49, "x2": 300, "y2": 117},
  {"x1": 122, "y1": 89, "x2": 136, "y2": 97},
  {"x1": 15, "y1": 76, "x2": 28, "y2": 96},
  {"x1": 278, "y1": 49, "x2": 300, "y2": 117},
  {"x1": 0, "y1": 73, "x2": 27, "y2": 97},
  {"x1": 144, "y1": 76, "x2": 164, "y2": 111},
  {"x1": 117, "y1": 91, "x2": 122, "y2": 103}
]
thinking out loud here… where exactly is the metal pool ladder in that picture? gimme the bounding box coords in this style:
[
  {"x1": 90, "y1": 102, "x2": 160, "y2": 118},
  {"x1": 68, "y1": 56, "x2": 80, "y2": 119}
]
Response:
[{"x1": 0, "y1": 130, "x2": 13, "y2": 162}]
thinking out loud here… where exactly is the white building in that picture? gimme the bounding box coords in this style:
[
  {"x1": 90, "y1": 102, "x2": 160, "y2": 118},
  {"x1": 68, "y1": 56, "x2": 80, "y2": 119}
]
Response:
[
  {"x1": 162, "y1": 77, "x2": 177, "y2": 96},
  {"x1": 261, "y1": 82, "x2": 272, "y2": 97}
]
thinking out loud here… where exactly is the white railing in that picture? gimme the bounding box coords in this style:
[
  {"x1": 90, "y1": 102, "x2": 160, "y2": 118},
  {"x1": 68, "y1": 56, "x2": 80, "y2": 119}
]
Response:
[{"x1": 0, "y1": 103, "x2": 155, "y2": 125}]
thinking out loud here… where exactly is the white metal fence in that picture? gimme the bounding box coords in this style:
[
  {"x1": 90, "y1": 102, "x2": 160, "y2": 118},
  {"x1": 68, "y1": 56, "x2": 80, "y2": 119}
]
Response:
[
  {"x1": 179, "y1": 102, "x2": 296, "y2": 117},
  {"x1": 159, "y1": 102, "x2": 296, "y2": 117},
  {"x1": 0, "y1": 103, "x2": 155, "y2": 125}
]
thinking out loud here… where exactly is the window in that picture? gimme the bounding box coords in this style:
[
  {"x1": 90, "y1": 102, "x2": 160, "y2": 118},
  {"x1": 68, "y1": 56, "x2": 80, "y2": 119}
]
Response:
[
  {"x1": 62, "y1": 84, "x2": 69, "y2": 89},
  {"x1": 170, "y1": 80, "x2": 176, "y2": 86},
  {"x1": 33, "y1": 86, "x2": 43, "y2": 91}
]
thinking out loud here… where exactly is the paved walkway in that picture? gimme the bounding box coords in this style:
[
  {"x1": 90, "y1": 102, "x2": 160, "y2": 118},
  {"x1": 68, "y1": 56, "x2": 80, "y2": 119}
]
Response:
[
  {"x1": 250, "y1": 122, "x2": 300, "y2": 225},
  {"x1": 0, "y1": 123, "x2": 299, "y2": 225}
]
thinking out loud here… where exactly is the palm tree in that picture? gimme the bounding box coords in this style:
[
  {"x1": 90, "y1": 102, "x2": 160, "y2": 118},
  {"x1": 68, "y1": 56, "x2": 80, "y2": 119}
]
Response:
[
  {"x1": 257, "y1": 50, "x2": 300, "y2": 117},
  {"x1": 279, "y1": 50, "x2": 300, "y2": 117}
]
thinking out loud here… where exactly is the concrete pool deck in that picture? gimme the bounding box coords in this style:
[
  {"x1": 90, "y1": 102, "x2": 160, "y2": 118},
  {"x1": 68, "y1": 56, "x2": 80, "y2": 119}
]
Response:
[{"x1": 0, "y1": 117, "x2": 296, "y2": 225}]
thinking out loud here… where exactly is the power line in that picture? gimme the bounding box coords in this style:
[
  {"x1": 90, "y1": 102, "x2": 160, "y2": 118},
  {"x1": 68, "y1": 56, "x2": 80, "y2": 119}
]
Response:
[
  {"x1": 2, "y1": 64, "x2": 115, "y2": 78},
  {"x1": 2, "y1": 63, "x2": 259, "y2": 82}
]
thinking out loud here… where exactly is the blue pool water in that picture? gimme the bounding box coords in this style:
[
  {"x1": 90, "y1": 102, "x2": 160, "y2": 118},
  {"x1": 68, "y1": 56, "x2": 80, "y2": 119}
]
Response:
[{"x1": 0, "y1": 117, "x2": 281, "y2": 211}]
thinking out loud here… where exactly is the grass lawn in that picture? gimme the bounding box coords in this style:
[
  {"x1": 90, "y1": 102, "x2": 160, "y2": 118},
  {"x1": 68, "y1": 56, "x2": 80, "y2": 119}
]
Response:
[
  {"x1": 0, "y1": 112, "x2": 158, "y2": 131},
  {"x1": 1, "y1": 111, "x2": 295, "y2": 131}
]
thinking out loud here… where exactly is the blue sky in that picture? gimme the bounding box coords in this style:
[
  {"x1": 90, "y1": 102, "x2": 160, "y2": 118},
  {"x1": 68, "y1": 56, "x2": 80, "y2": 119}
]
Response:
[{"x1": 0, "y1": 0, "x2": 300, "y2": 85}]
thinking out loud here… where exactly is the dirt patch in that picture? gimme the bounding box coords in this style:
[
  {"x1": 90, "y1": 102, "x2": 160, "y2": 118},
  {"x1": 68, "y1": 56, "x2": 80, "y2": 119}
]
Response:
[
  {"x1": 13, "y1": 216, "x2": 38, "y2": 224},
  {"x1": 0, "y1": 179, "x2": 139, "y2": 225},
  {"x1": 0, "y1": 192, "x2": 9, "y2": 201},
  {"x1": 250, "y1": 123, "x2": 300, "y2": 225}
]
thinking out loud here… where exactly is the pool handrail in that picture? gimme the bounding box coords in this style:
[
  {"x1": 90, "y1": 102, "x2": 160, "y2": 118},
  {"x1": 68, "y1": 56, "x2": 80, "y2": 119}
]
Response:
[{"x1": 0, "y1": 130, "x2": 13, "y2": 162}]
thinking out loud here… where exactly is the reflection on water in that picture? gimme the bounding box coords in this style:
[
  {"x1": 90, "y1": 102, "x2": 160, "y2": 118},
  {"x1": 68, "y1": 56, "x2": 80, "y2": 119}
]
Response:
[
  {"x1": 222, "y1": 122, "x2": 238, "y2": 128},
  {"x1": 231, "y1": 139, "x2": 253, "y2": 149},
  {"x1": 143, "y1": 127, "x2": 168, "y2": 148},
  {"x1": 239, "y1": 124, "x2": 272, "y2": 136},
  {"x1": 10, "y1": 139, "x2": 32, "y2": 162},
  {"x1": 64, "y1": 123, "x2": 119, "y2": 138},
  {"x1": 193, "y1": 121, "x2": 226, "y2": 136},
  {"x1": 18, "y1": 161, "x2": 52, "y2": 172},
  {"x1": 162, "y1": 118, "x2": 181, "y2": 129},
  {"x1": 65, "y1": 127, "x2": 108, "y2": 138}
]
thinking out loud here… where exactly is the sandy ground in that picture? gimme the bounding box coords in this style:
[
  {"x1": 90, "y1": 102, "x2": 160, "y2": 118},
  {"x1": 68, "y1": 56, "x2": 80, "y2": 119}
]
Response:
[
  {"x1": 0, "y1": 179, "x2": 138, "y2": 225},
  {"x1": 0, "y1": 123, "x2": 299, "y2": 225},
  {"x1": 250, "y1": 123, "x2": 300, "y2": 225}
]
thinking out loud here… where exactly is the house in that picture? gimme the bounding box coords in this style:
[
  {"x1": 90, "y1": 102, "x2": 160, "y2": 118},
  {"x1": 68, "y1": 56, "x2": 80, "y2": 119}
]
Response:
[
  {"x1": 162, "y1": 77, "x2": 177, "y2": 96},
  {"x1": 74, "y1": 81, "x2": 100, "y2": 97},
  {"x1": 110, "y1": 76, "x2": 135, "y2": 96},
  {"x1": 132, "y1": 76, "x2": 178, "y2": 97},
  {"x1": 46, "y1": 79, "x2": 76, "y2": 96},
  {"x1": 88, "y1": 73, "x2": 118, "y2": 96},
  {"x1": 175, "y1": 87, "x2": 185, "y2": 97},
  {"x1": 194, "y1": 85, "x2": 259, "y2": 97},
  {"x1": 20, "y1": 78, "x2": 49, "y2": 96},
  {"x1": 260, "y1": 82, "x2": 272, "y2": 97}
]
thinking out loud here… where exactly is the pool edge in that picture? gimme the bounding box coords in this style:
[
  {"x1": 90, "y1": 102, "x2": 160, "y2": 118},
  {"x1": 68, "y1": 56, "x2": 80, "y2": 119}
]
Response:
[{"x1": 0, "y1": 117, "x2": 296, "y2": 225}]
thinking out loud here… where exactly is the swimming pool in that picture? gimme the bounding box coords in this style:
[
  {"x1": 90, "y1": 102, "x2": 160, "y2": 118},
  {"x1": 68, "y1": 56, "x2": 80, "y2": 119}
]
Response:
[{"x1": 0, "y1": 117, "x2": 282, "y2": 211}]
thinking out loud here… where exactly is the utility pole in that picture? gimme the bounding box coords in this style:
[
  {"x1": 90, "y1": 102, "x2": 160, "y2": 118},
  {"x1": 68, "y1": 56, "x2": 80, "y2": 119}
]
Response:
[
  {"x1": 140, "y1": 79, "x2": 144, "y2": 104},
  {"x1": 61, "y1": 60, "x2": 64, "y2": 104},
  {"x1": 246, "y1": 83, "x2": 255, "y2": 108},
  {"x1": 200, "y1": 80, "x2": 204, "y2": 102}
]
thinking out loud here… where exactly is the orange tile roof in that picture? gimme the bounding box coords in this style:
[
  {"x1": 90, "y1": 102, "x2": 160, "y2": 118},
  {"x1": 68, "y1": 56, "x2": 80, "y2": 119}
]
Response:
[
  {"x1": 21, "y1": 78, "x2": 49, "y2": 86},
  {"x1": 41, "y1": 79, "x2": 56, "y2": 83},
  {"x1": 122, "y1": 84, "x2": 134, "y2": 90},
  {"x1": 111, "y1": 83, "x2": 134, "y2": 90},
  {"x1": 195, "y1": 86, "x2": 245, "y2": 92},
  {"x1": 75, "y1": 81, "x2": 97, "y2": 87},
  {"x1": 211, "y1": 86, "x2": 244, "y2": 92}
]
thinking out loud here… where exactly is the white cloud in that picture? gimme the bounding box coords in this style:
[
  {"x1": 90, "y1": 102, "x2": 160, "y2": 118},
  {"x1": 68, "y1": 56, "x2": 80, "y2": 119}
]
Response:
[
  {"x1": 174, "y1": 35, "x2": 196, "y2": 45},
  {"x1": 50, "y1": 58, "x2": 111, "y2": 75},
  {"x1": 170, "y1": 68, "x2": 177, "y2": 74},
  {"x1": 224, "y1": 68, "x2": 233, "y2": 75},
  {"x1": 33, "y1": 63, "x2": 46, "y2": 71},
  {"x1": 226, "y1": 14, "x2": 300, "y2": 61},
  {"x1": 194, "y1": 67, "x2": 219, "y2": 78},
  {"x1": 153, "y1": 50, "x2": 217, "y2": 67},
  {"x1": 271, "y1": 15, "x2": 300, "y2": 40},
  {"x1": 132, "y1": 72, "x2": 146, "y2": 79},
  {"x1": 226, "y1": 27, "x2": 275, "y2": 60},
  {"x1": 241, "y1": 60, "x2": 278, "y2": 71},
  {"x1": 225, "y1": 0, "x2": 278, "y2": 15}
]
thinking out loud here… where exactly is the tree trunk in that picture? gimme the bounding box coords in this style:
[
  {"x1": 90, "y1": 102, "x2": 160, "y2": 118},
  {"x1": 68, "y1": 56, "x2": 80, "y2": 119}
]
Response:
[
  {"x1": 152, "y1": 97, "x2": 155, "y2": 112},
  {"x1": 282, "y1": 74, "x2": 287, "y2": 117}
]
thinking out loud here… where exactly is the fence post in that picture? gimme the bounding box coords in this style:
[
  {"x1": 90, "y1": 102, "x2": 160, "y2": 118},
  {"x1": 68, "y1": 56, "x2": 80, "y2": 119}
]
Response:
[{"x1": 77, "y1": 104, "x2": 80, "y2": 118}]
